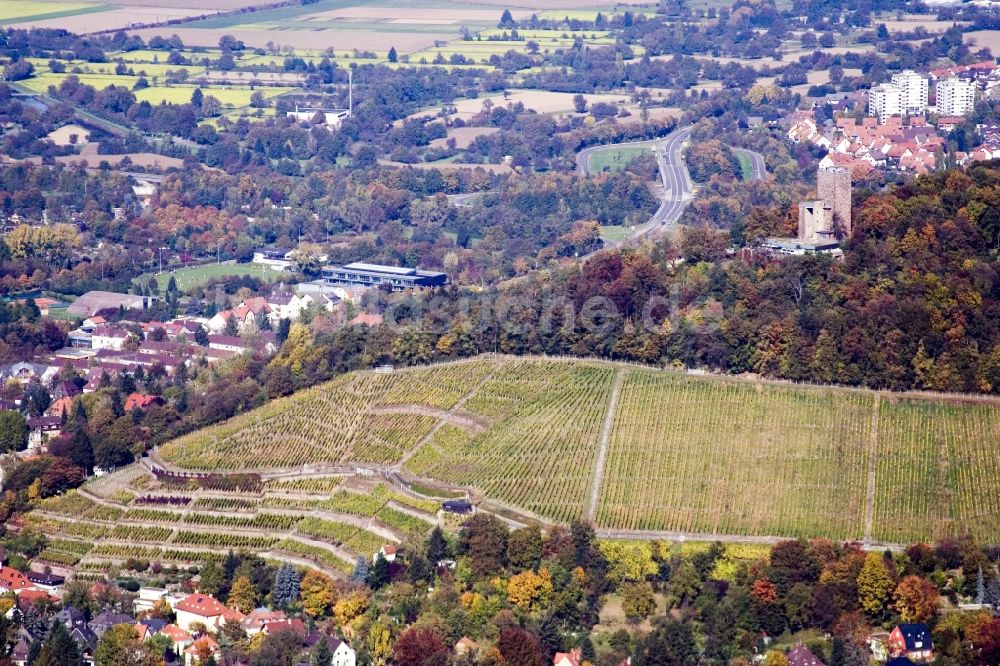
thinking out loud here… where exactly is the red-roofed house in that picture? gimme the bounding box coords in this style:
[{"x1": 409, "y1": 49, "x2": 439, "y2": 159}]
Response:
[
  {"x1": 161, "y1": 623, "x2": 194, "y2": 653},
  {"x1": 184, "y1": 636, "x2": 220, "y2": 666},
  {"x1": 349, "y1": 313, "x2": 383, "y2": 327},
  {"x1": 242, "y1": 609, "x2": 286, "y2": 636},
  {"x1": 46, "y1": 396, "x2": 74, "y2": 419},
  {"x1": 787, "y1": 643, "x2": 826, "y2": 666},
  {"x1": 174, "y1": 594, "x2": 238, "y2": 632},
  {"x1": 261, "y1": 618, "x2": 306, "y2": 638},
  {"x1": 0, "y1": 567, "x2": 32, "y2": 592},
  {"x1": 124, "y1": 393, "x2": 162, "y2": 411},
  {"x1": 554, "y1": 648, "x2": 582, "y2": 666}
]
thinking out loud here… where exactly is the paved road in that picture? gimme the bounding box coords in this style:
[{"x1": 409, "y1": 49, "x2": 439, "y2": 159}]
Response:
[
  {"x1": 734, "y1": 147, "x2": 767, "y2": 181},
  {"x1": 575, "y1": 126, "x2": 695, "y2": 254}
]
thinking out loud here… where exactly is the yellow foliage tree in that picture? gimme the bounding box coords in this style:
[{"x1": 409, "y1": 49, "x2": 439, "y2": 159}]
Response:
[
  {"x1": 506, "y1": 568, "x2": 553, "y2": 612},
  {"x1": 227, "y1": 575, "x2": 257, "y2": 614},
  {"x1": 334, "y1": 588, "x2": 369, "y2": 627},
  {"x1": 299, "y1": 569, "x2": 334, "y2": 618}
]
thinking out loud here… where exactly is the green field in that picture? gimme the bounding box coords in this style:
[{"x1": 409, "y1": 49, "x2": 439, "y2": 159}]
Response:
[
  {"x1": 0, "y1": 0, "x2": 106, "y2": 24},
  {"x1": 588, "y1": 145, "x2": 653, "y2": 174},
  {"x1": 159, "y1": 356, "x2": 1000, "y2": 544},
  {"x1": 736, "y1": 152, "x2": 752, "y2": 180},
  {"x1": 134, "y1": 263, "x2": 280, "y2": 294}
]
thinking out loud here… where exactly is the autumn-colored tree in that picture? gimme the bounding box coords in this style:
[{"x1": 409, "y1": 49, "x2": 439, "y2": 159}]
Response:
[
  {"x1": 300, "y1": 569, "x2": 334, "y2": 618},
  {"x1": 762, "y1": 651, "x2": 789, "y2": 666},
  {"x1": 496, "y1": 627, "x2": 546, "y2": 666},
  {"x1": 393, "y1": 627, "x2": 448, "y2": 666},
  {"x1": 93, "y1": 624, "x2": 163, "y2": 666},
  {"x1": 506, "y1": 568, "x2": 553, "y2": 612},
  {"x1": 857, "y1": 552, "x2": 895, "y2": 617},
  {"x1": 366, "y1": 620, "x2": 393, "y2": 666},
  {"x1": 227, "y1": 575, "x2": 258, "y2": 614},
  {"x1": 333, "y1": 588, "x2": 369, "y2": 628},
  {"x1": 752, "y1": 577, "x2": 779, "y2": 603},
  {"x1": 893, "y1": 575, "x2": 939, "y2": 623},
  {"x1": 621, "y1": 581, "x2": 656, "y2": 624}
]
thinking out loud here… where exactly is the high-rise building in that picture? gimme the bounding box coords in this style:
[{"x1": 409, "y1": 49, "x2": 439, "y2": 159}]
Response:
[
  {"x1": 869, "y1": 83, "x2": 903, "y2": 122},
  {"x1": 890, "y1": 70, "x2": 929, "y2": 114},
  {"x1": 936, "y1": 77, "x2": 976, "y2": 116}
]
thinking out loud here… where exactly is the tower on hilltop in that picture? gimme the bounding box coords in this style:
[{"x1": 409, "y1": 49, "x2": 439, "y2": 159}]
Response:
[{"x1": 798, "y1": 166, "x2": 851, "y2": 244}]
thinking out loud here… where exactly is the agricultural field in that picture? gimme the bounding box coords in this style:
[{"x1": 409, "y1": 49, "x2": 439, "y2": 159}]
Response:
[{"x1": 160, "y1": 356, "x2": 1000, "y2": 543}]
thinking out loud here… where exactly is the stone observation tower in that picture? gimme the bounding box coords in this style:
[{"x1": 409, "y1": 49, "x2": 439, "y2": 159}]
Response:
[{"x1": 798, "y1": 166, "x2": 851, "y2": 243}]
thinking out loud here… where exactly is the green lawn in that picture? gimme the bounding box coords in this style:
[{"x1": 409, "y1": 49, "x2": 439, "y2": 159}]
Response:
[
  {"x1": 599, "y1": 225, "x2": 632, "y2": 244},
  {"x1": 133, "y1": 263, "x2": 282, "y2": 295},
  {"x1": 588, "y1": 145, "x2": 653, "y2": 174},
  {"x1": 736, "y1": 152, "x2": 752, "y2": 181}
]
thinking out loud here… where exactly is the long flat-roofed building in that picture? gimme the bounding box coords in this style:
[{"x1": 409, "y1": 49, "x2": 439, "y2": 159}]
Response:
[{"x1": 321, "y1": 262, "x2": 447, "y2": 290}]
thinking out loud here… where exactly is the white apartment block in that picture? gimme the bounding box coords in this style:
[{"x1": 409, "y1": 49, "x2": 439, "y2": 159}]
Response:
[
  {"x1": 891, "y1": 70, "x2": 929, "y2": 114},
  {"x1": 936, "y1": 77, "x2": 976, "y2": 116},
  {"x1": 869, "y1": 84, "x2": 903, "y2": 122}
]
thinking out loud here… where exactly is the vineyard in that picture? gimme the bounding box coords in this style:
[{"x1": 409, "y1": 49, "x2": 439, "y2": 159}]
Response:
[
  {"x1": 25, "y1": 468, "x2": 440, "y2": 577},
  {"x1": 154, "y1": 356, "x2": 1000, "y2": 543}
]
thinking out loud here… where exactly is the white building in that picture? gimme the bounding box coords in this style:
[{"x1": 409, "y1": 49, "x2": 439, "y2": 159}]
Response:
[
  {"x1": 174, "y1": 593, "x2": 241, "y2": 632},
  {"x1": 134, "y1": 587, "x2": 169, "y2": 614},
  {"x1": 328, "y1": 638, "x2": 356, "y2": 666},
  {"x1": 286, "y1": 106, "x2": 351, "y2": 128},
  {"x1": 869, "y1": 84, "x2": 903, "y2": 122},
  {"x1": 936, "y1": 77, "x2": 977, "y2": 116},
  {"x1": 891, "y1": 70, "x2": 928, "y2": 114},
  {"x1": 91, "y1": 325, "x2": 131, "y2": 351}
]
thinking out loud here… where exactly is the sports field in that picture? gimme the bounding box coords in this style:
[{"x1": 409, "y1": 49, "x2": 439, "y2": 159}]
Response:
[
  {"x1": 159, "y1": 356, "x2": 1000, "y2": 544},
  {"x1": 133, "y1": 263, "x2": 280, "y2": 294}
]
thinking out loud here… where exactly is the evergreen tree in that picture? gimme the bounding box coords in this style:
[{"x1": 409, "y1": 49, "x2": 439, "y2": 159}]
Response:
[
  {"x1": 350, "y1": 556, "x2": 369, "y2": 584},
  {"x1": 368, "y1": 553, "x2": 390, "y2": 590},
  {"x1": 311, "y1": 635, "x2": 332, "y2": 666},
  {"x1": 499, "y1": 8, "x2": 514, "y2": 27},
  {"x1": 986, "y1": 577, "x2": 1000, "y2": 608},
  {"x1": 195, "y1": 326, "x2": 210, "y2": 346},
  {"x1": 273, "y1": 563, "x2": 300, "y2": 608},
  {"x1": 277, "y1": 318, "x2": 291, "y2": 344},
  {"x1": 427, "y1": 526, "x2": 448, "y2": 563},
  {"x1": 578, "y1": 635, "x2": 596, "y2": 662},
  {"x1": 976, "y1": 567, "x2": 986, "y2": 604},
  {"x1": 387, "y1": 47, "x2": 398, "y2": 63},
  {"x1": 35, "y1": 621, "x2": 83, "y2": 666}
]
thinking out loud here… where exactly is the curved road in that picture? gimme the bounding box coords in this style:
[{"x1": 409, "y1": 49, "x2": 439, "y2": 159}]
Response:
[{"x1": 576, "y1": 128, "x2": 767, "y2": 255}]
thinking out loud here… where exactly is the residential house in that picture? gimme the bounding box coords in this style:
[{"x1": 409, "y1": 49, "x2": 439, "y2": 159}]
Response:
[
  {"x1": 174, "y1": 593, "x2": 242, "y2": 632},
  {"x1": 207, "y1": 335, "x2": 245, "y2": 353},
  {"x1": 91, "y1": 325, "x2": 131, "y2": 351},
  {"x1": 375, "y1": 544, "x2": 397, "y2": 564},
  {"x1": 787, "y1": 643, "x2": 826, "y2": 666},
  {"x1": 265, "y1": 292, "x2": 313, "y2": 323},
  {"x1": 25, "y1": 571, "x2": 64, "y2": 596},
  {"x1": 261, "y1": 618, "x2": 307, "y2": 638},
  {"x1": 161, "y1": 623, "x2": 194, "y2": 655},
  {"x1": 184, "y1": 635, "x2": 221, "y2": 666},
  {"x1": 455, "y1": 637, "x2": 478, "y2": 658},
  {"x1": 349, "y1": 313, "x2": 383, "y2": 327},
  {"x1": 134, "y1": 586, "x2": 169, "y2": 614},
  {"x1": 0, "y1": 362, "x2": 56, "y2": 385},
  {"x1": 27, "y1": 416, "x2": 61, "y2": 450},
  {"x1": 90, "y1": 609, "x2": 135, "y2": 637},
  {"x1": 252, "y1": 248, "x2": 294, "y2": 271},
  {"x1": 327, "y1": 638, "x2": 356, "y2": 666},
  {"x1": 242, "y1": 609, "x2": 287, "y2": 637},
  {"x1": 124, "y1": 393, "x2": 162, "y2": 411},
  {"x1": 888, "y1": 624, "x2": 933, "y2": 662},
  {"x1": 554, "y1": 648, "x2": 582, "y2": 666},
  {"x1": 46, "y1": 396, "x2": 74, "y2": 419},
  {"x1": 11, "y1": 637, "x2": 30, "y2": 666}
]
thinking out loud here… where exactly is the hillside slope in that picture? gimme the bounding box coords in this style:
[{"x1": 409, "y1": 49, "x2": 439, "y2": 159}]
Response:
[{"x1": 160, "y1": 356, "x2": 1000, "y2": 544}]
